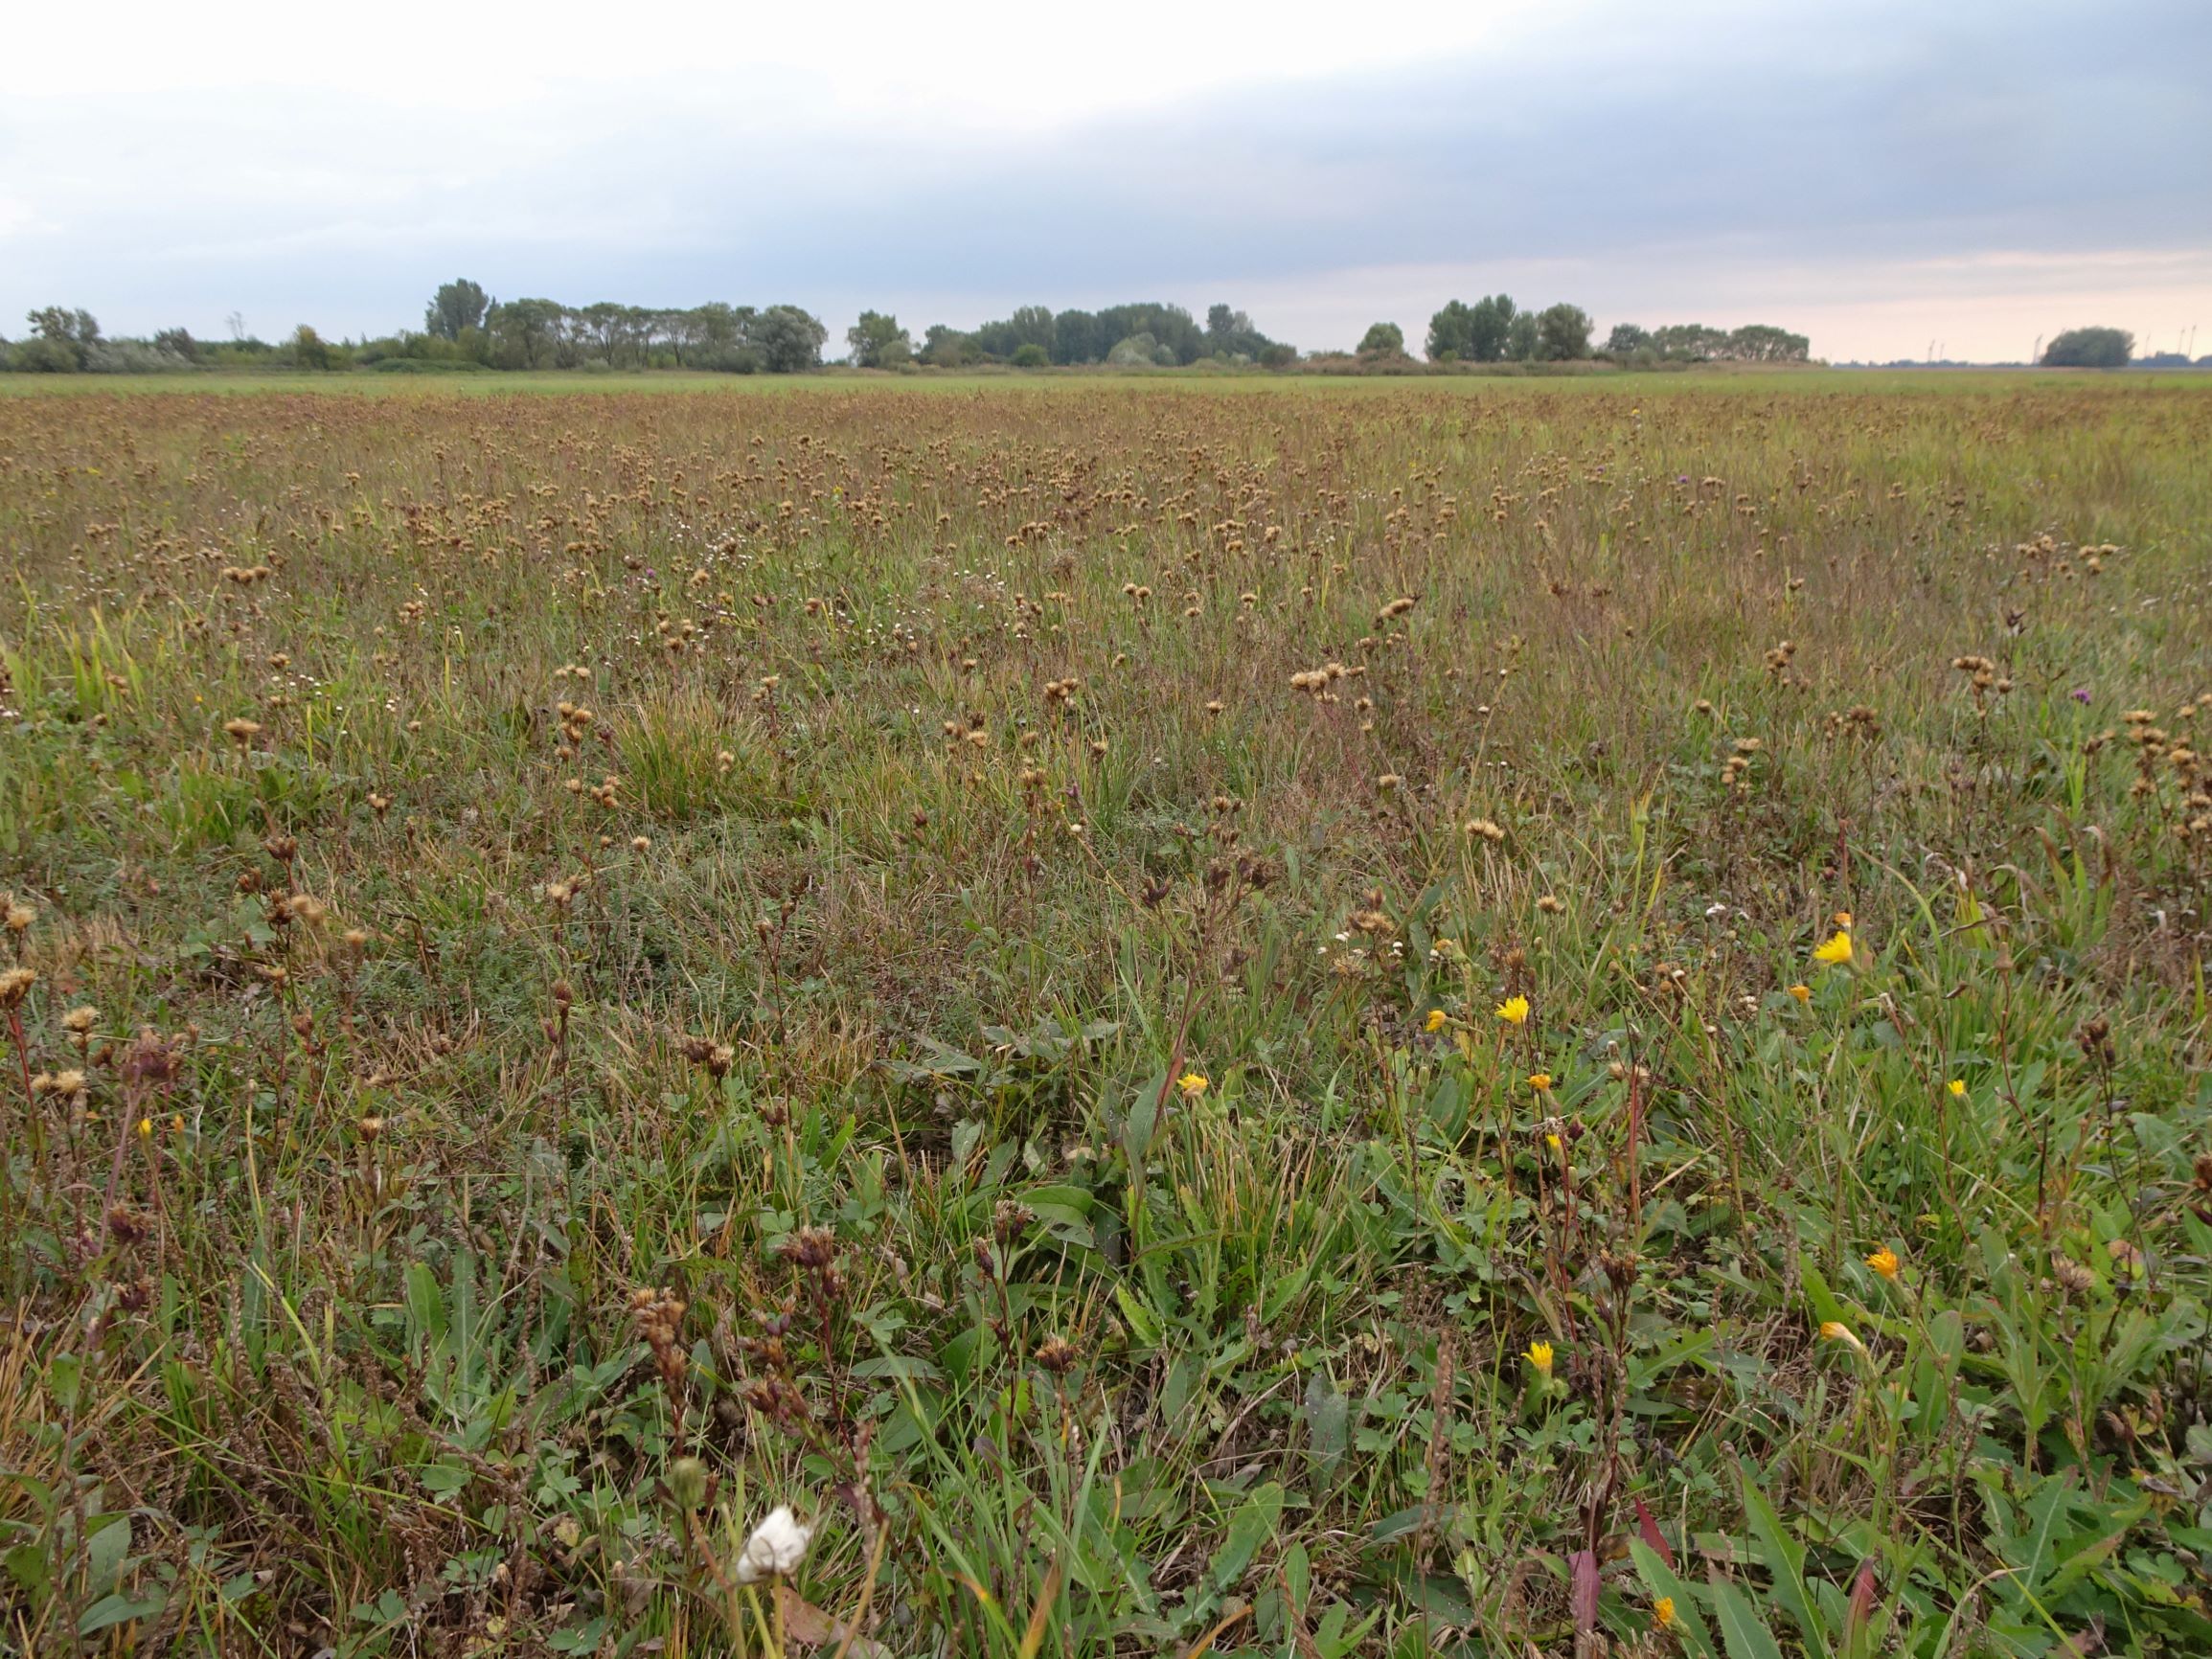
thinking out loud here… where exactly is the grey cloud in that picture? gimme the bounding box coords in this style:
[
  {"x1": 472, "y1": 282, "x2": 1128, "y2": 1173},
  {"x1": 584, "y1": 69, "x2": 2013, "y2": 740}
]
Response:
[{"x1": 2, "y1": 0, "x2": 2204, "y2": 342}]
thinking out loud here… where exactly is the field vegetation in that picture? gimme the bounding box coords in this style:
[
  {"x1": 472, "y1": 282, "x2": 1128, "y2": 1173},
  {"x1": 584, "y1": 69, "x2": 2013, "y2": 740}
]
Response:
[{"x1": 1, "y1": 376, "x2": 2209, "y2": 1656}]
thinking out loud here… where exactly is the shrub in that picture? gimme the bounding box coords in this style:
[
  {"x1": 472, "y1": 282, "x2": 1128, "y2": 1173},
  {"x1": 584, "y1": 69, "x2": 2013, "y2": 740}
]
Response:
[{"x1": 2042, "y1": 327, "x2": 2132, "y2": 368}]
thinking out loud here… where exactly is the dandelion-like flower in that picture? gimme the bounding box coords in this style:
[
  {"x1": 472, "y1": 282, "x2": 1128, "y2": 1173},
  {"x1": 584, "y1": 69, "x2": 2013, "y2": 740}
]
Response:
[
  {"x1": 1424, "y1": 1009, "x2": 1448, "y2": 1034},
  {"x1": 1527, "y1": 1071, "x2": 1553, "y2": 1092},
  {"x1": 1948, "y1": 1078, "x2": 1966, "y2": 1097},
  {"x1": 1819, "y1": 1320, "x2": 1867, "y2": 1355},
  {"x1": 1653, "y1": 1596, "x2": 1676, "y2": 1628},
  {"x1": 1813, "y1": 931, "x2": 1854, "y2": 966},
  {"x1": 1176, "y1": 1072, "x2": 1209, "y2": 1100},
  {"x1": 732, "y1": 1505, "x2": 814, "y2": 1585},
  {"x1": 1864, "y1": 1247, "x2": 1900, "y2": 1281},
  {"x1": 1525, "y1": 1339, "x2": 1555, "y2": 1378},
  {"x1": 1787, "y1": 983, "x2": 1811, "y2": 1003},
  {"x1": 1495, "y1": 995, "x2": 1530, "y2": 1026}
]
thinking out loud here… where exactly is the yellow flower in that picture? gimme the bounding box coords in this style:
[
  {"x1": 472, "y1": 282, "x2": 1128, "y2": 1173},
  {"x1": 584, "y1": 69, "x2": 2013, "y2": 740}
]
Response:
[
  {"x1": 1813, "y1": 930, "x2": 1854, "y2": 966},
  {"x1": 1787, "y1": 983, "x2": 1811, "y2": 1002},
  {"x1": 1948, "y1": 1078, "x2": 1967, "y2": 1097},
  {"x1": 1865, "y1": 1246, "x2": 1900, "y2": 1281},
  {"x1": 1653, "y1": 1596, "x2": 1676, "y2": 1629},
  {"x1": 137, "y1": 1117, "x2": 153, "y2": 1140},
  {"x1": 1833, "y1": 910, "x2": 1853, "y2": 927},
  {"x1": 1525, "y1": 1339, "x2": 1555, "y2": 1377},
  {"x1": 1495, "y1": 995, "x2": 1530, "y2": 1026},
  {"x1": 1820, "y1": 1320, "x2": 1867, "y2": 1354},
  {"x1": 1175, "y1": 1072, "x2": 1208, "y2": 1100},
  {"x1": 1544, "y1": 1131, "x2": 1562, "y2": 1153},
  {"x1": 1425, "y1": 1009, "x2": 1448, "y2": 1034},
  {"x1": 1527, "y1": 1071, "x2": 1554, "y2": 1091}
]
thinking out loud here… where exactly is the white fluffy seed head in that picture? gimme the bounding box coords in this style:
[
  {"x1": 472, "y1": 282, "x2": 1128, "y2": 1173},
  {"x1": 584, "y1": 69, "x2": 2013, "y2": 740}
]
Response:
[{"x1": 732, "y1": 1505, "x2": 813, "y2": 1584}]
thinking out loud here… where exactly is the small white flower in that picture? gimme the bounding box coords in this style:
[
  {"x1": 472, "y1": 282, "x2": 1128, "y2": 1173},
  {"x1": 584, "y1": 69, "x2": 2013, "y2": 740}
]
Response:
[{"x1": 732, "y1": 1505, "x2": 813, "y2": 1584}]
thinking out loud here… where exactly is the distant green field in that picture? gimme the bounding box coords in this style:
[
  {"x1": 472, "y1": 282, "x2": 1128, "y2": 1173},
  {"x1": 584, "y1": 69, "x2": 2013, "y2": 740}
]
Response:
[{"x1": 2, "y1": 377, "x2": 2208, "y2": 1656}]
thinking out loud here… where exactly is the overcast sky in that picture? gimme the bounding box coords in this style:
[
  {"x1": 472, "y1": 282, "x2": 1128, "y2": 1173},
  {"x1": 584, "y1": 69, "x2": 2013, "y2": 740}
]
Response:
[{"x1": 5, "y1": 0, "x2": 2207, "y2": 362}]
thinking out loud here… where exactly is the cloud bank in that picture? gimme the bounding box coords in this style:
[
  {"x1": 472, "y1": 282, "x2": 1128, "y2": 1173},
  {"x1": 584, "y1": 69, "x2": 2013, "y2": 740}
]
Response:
[{"x1": 3, "y1": 0, "x2": 2206, "y2": 359}]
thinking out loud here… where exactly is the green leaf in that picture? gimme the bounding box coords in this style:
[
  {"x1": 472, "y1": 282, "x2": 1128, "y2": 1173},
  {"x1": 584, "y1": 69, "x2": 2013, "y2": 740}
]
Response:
[
  {"x1": 83, "y1": 1511, "x2": 132, "y2": 1597},
  {"x1": 1628, "y1": 1540, "x2": 1718, "y2": 1659},
  {"x1": 1113, "y1": 1282, "x2": 1163, "y2": 1348},
  {"x1": 80, "y1": 1593, "x2": 166, "y2": 1636},
  {"x1": 1209, "y1": 1482, "x2": 1282, "y2": 1589},
  {"x1": 418, "y1": 1464, "x2": 471, "y2": 1496},
  {"x1": 4, "y1": 1542, "x2": 52, "y2": 1603},
  {"x1": 1121, "y1": 1086, "x2": 1160, "y2": 1170},
  {"x1": 1303, "y1": 1373, "x2": 1349, "y2": 1476},
  {"x1": 403, "y1": 1261, "x2": 446, "y2": 1346},
  {"x1": 1736, "y1": 1466, "x2": 1825, "y2": 1648},
  {"x1": 48, "y1": 1352, "x2": 85, "y2": 1415},
  {"x1": 1710, "y1": 1579, "x2": 1788, "y2": 1659},
  {"x1": 849, "y1": 1355, "x2": 943, "y2": 1383}
]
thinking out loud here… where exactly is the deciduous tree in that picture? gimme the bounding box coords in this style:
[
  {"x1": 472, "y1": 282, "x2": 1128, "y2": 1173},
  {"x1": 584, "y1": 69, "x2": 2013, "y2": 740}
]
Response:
[{"x1": 425, "y1": 279, "x2": 489, "y2": 341}]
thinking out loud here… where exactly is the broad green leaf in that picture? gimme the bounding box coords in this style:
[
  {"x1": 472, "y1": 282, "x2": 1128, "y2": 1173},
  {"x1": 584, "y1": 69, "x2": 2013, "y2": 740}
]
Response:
[
  {"x1": 1710, "y1": 1579, "x2": 1788, "y2": 1659},
  {"x1": 1737, "y1": 1467, "x2": 1825, "y2": 1647},
  {"x1": 1209, "y1": 1482, "x2": 1282, "y2": 1589},
  {"x1": 1629, "y1": 1540, "x2": 1718, "y2": 1659},
  {"x1": 1303, "y1": 1373, "x2": 1349, "y2": 1476}
]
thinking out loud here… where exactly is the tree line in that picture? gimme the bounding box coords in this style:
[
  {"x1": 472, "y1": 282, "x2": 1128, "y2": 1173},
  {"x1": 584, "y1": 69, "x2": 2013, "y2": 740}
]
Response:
[
  {"x1": 0, "y1": 286, "x2": 835, "y2": 375},
  {"x1": 1397, "y1": 298, "x2": 1809, "y2": 365},
  {"x1": 884, "y1": 302, "x2": 1296, "y2": 369},
  {"x1": 87, "y1": 280, "x2": 2208, "y2": 376},
  {"x1": 0, "y1": 288, "x2": 1298, "y2": 375},
  {"x1": 5, "y1": 289, "x2": 1811, "y2": 375}
]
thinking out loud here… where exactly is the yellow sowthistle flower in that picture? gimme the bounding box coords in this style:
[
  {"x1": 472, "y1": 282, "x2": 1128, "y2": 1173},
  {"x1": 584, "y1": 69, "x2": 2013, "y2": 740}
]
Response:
[
  {"x1": 1653, "y1": 1596, "x2": 1676, "y2": 1629},
  {"x1": 1495, "y1": 995, "x2": 1531, "y2": 1026},
  {"x1": 1865, "y1": 1246, "x2": 1901, "y2": 1281},
  {"x1": 1787, "y1": 983, "x2": 1812, "y2": 1002},
  {"x1": 1948, "y1": 1078, "x2": 1967, "y2": 1097},
  {"x1": 1820, "y1": 1320, "x2": 1868, "y2": 1354},
  {"x1": 1525, "y1": 1339, "x2": 1555, "y2": 1378},
  {"x1": 1425, "y1": 1009, "x2": 1448, "y2": 1034},
  {"x1": 1813, "y1": 930, "x2": 1854, "y2": 966},
  {"x1": 1528, "y1": 1072, "x2": 1554, "y2": 1092},
  {"x1": 1175, "y1": 1072, "x2": 1209, "y2": 1100}
]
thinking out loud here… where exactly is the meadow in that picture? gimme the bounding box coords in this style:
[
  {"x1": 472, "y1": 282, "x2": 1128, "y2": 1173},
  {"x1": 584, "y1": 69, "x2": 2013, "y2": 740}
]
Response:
[{"x1": 1, "y1": 374, "x2": 2209, "y2": 1657}]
